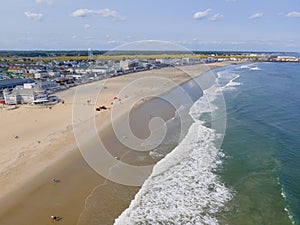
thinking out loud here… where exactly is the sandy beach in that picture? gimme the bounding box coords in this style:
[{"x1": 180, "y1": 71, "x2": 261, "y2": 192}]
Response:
[{"x1": 0, "y1": 62, "x2": 232, "y2": 225}]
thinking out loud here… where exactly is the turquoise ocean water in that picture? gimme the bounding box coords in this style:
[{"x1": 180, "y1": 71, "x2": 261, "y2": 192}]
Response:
[{"x1": 217, "y1": 62, "x2": 300, "y2": 224}]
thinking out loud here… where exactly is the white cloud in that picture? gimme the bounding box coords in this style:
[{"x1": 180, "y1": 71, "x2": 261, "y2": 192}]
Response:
[
  {"x1": 84, "y1": 24, "x2": 92, "y2": 29},
  {"x1": 209, "y1": 13, "x2": 223, "y2": 21},
  {"x1": 286, "y1": 11, "x2": 300, "y2": 18},
  {"x1": 193, "y1": 9, "x2": 212, "y2": 20},
  {"x1": 35, "y1": 0, "x2": 53, "y2": 4},
  {"x1": 70, "y1": 8, "x2": 126, "y2": 20},
  {"x1": 24, "y1": 12, "x2": 43, "y2": 21},
  {"x1": 249, "y1": 12, "x2": 264, "y2": 19}
]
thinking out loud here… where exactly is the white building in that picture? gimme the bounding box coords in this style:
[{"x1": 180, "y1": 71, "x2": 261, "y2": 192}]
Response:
[
  {"x1": 87, "y1": 66, "x2": 108, "y2": 74},
  {"x1": 120, "y1": 60, "x2": 130, "y2": 71},
  {"x1": 34, "y1": 71, "x2": 48, "y2": 79},
  {"x1": 276, "y1": 56, "x2": 299, "y2": 62},
  {"x1": 48, "y1": 71, "x2": 60, "y2": 77},
  {"x1": 3, "y1": 85, "x2": 48, "y2": 105}
]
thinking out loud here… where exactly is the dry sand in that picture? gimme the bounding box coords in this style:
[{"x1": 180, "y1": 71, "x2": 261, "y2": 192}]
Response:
[{"x1": 0, "y1": 62, "x2": 232, "y2": 224}]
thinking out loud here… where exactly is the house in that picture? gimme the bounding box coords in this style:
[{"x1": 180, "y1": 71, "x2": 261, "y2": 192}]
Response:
[
  {"x1": 48, "y1": 71, "x2": 60, "y2": 77},
  {"x1": 34, "y1": 71, "x2": 48, "y2": 79}
]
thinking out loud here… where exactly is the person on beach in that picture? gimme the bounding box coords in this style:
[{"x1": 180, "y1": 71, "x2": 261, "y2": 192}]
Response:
[
  {"x1": 52, "y1": 178, "x2": 59, "y2": 183},
  {"x1": 51, "y1": 215, "x2": 62, "y2": 221},
  {"x1": 50, "y1": 215, "x2": 58, "y2": 221}
]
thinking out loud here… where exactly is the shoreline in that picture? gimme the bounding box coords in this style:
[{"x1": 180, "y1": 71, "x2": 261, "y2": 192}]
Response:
[{"x1": 0, "y1": 62, "x2": 235, "y2": 225}]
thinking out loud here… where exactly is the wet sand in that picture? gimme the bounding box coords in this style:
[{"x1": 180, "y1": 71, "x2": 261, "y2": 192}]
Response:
[{"x1": 0, "y1": 62, "x2": 233, "y2": 225}]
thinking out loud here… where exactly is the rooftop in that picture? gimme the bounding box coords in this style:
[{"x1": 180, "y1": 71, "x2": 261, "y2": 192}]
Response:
[{"x1": 0, "y1": 78, "x2": 34, "y2": 90}]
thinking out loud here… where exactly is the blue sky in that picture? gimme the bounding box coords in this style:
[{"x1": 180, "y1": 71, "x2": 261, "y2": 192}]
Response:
[{"x1": 0, "y1": 0, "x2": 299, "y2": 51}]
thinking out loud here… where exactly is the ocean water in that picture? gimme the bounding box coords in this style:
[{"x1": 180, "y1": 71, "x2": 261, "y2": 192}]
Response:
[
  {"x1": 115, "y1": 62, "x2": 300, "y2": 225},
  {"x1": 218, "y1": 62, "x2": 300, "y2": 225}
]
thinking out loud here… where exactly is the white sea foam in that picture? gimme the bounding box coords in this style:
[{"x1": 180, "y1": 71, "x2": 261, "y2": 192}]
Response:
[
  {"x1": 149, "y1": 150, "x2": 164, "y2": 158},
  {"x1": 278, "y1": 178, "x2": 296, "y2": 225},
  {"x1": 216, "y1": 67, "x2": 242, "y2": 92},
  {"x1": 224, "y1": 75, "x2": 241, "y2": 88},
  {"x1": 114, "y1": 79, "x2": 233, "y2": 225},
  {"x1": 239, "y1": 63, "x2": 261, "y2": 71},
  {"x1": 240, "y1": 65, "x2": 250, "y2": 69},
  {"x1": 249, "y1": 66, "x2": 261, "y2": 71},
  {"x1": 239, "y1": 63, "x2": 257, "y2": 70},
  {"x1": 240, "y1": 63, "x2": 256, "y2": 69},
  {"x1": 190, "y1": 84, "x2": 220, "y2": 119}
]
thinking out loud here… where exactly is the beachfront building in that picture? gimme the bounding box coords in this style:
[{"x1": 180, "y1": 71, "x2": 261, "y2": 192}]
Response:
[
  {"x1": 87, "y1": 66, "x2": 108, "y2": 75},
  {"x1": 119, "y1": 59, "x2": 144, "y2": 71},
  {"x1": 36, "y1": 80, "x2": 58, "y2": 92},
  {"x1": 0, "y1": 78, "x2": 34, "y2": 99},
  {"x1": 276, "y1": 56, "x2": 299, "y2": 62},
  {"x1": 119, "y1": 60, "x2": 130, "y2": 71},
  {"x1": 3, "y1": 85, "x2": 48, "y2": 105}
]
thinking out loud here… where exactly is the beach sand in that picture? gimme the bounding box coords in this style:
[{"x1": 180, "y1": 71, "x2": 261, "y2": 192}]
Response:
[{"x1": 0, "y1": 62, "x2": 232, "y2": 225}]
